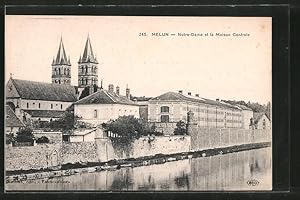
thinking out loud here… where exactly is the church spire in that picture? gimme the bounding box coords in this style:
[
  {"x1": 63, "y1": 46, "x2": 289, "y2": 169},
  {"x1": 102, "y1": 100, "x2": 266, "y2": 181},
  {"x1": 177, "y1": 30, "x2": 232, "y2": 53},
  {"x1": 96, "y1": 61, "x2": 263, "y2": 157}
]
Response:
[
  {"x1": 52, "y1": 37, "x2": 71, "y2": 85},
  {"x1": 80, "y1": 35, "x2": 98, "y2": 64},
  {"x1": 53, "y1": 37, "x2": 70, "y2": 66}
]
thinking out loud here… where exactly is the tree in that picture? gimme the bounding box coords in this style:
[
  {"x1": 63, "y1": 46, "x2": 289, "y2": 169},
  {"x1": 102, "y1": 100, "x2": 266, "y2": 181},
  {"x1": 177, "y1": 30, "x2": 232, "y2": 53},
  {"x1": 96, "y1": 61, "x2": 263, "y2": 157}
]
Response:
[
  {"x1": 102, "y1": 115, "x2": 154, "y2": 156},
  {"x1": 48, "y1": 110, "x2": 80, "y2": 131},
  {"x1": 36, "y1": 136, "x2": 50, "y2": 144},
  {"x1": 103, "y1": 115, "x2": 152, "y2": 139},
  {"x1": 15, "y1": 127, "x2": 34, "y2": 143},
  {"x1": 174, "y1": 120, "x2": 187, "y2": 135}
]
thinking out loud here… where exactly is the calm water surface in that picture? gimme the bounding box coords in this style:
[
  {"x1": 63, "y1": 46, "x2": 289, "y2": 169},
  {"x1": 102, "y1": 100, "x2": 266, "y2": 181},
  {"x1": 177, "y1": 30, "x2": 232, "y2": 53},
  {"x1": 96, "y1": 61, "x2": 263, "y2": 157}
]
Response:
[{"x1": 6, "y1": 147, "x2": 272, "y2": 191}]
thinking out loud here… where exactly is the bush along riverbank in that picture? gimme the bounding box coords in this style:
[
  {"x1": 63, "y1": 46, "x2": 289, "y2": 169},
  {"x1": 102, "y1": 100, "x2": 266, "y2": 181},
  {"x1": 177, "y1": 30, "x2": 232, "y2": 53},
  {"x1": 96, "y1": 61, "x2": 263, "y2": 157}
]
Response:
[{"x1": 6, "y1": 142, "x2": 271, "y2": 183}]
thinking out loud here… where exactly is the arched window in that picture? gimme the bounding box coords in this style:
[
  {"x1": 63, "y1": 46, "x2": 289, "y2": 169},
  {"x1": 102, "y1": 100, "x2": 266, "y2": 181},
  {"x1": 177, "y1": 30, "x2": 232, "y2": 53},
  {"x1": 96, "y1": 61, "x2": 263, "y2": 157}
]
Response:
[
  {"x1": 64, "y1": 68, "x2": 67, "y2": 75},
  {"x1": 58, "y1": 68, "x2": 61, "y2": 75},
  {"x1": 86, "y1": 66, "x2": 88, "y2": 74},
  {"x1": 94, "y1": 109, "x2": 97, "y2": 118},
  {"x1": 81, "y1": 66, "x2": 84, "y2": 73},
  {"x1": 61, "y1": 104, "x2": 63, "y2": 109},
  {"x1": 38, "y1": 103, "x2": 41, "y2": 108},
  {"x1": 58, "y1": 80, "x2": 61, "y2": 84},
  {"x1": 161, "y1": 106, "x2": 170, "y2": 113},
  {"x1": 26, "y1": 102, "x2": 29, "y2": 108}
]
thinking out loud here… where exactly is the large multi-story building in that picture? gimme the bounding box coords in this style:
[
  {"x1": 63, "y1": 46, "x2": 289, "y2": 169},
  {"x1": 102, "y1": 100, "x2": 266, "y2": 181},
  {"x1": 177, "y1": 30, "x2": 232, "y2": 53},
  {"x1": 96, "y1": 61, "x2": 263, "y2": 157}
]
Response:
[{"x1": 148, "y1": 91, "x2": 253, "y2": 135}]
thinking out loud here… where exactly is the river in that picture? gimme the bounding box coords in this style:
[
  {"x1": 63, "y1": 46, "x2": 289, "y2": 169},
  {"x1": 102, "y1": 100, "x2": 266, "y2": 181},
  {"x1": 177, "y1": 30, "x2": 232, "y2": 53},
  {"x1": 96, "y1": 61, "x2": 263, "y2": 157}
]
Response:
[{"x1": 6, "y1": 147, "x2": 272, "y2": 191}]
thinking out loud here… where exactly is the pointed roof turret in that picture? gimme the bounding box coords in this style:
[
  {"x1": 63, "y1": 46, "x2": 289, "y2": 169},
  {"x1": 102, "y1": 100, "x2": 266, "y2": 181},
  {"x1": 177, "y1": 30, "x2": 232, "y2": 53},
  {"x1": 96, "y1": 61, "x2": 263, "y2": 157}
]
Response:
[
  {"x1": 51, "y1": 57, "x2": 55, "y2": 66},
  {"x1": 80, "y1": 35, "x2": 98, "y2": 64},
  {"x1": 67, "y1": 56, "x2": 71, "y2": 65},
  {"x1": 53, "y1": 37, "x2": 70, "y2": 66}
]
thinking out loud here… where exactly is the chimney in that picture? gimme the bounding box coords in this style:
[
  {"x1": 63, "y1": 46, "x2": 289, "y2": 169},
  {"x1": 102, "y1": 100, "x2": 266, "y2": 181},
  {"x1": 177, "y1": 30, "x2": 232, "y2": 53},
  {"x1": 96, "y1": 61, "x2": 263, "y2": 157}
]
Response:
[
  {"x1": 108, "y1": 84, "x2": 114, "y2": 93},
  {"x1": 126, "y1": 86, "x2": 130, "y2": 99},
  {"x1": 188, "y1": 92, "x2": 192, "y2": 96},
  {"x1": 116, "y1": 86, "x2": 120, "y2": 95},
  {"x1": 195, "y1": 94, "x2": 199, "y2": 97},
  {"x1": 178, "y1": 90, "x2": 183, "y2": 94}
]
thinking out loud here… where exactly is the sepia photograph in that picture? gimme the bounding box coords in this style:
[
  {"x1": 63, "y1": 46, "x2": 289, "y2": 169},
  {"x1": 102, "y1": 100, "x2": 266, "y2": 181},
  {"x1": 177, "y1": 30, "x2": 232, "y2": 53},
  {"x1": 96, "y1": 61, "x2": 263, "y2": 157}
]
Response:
[{"x1": 4, "y1": 15, "x2": 272, "y2": 191}]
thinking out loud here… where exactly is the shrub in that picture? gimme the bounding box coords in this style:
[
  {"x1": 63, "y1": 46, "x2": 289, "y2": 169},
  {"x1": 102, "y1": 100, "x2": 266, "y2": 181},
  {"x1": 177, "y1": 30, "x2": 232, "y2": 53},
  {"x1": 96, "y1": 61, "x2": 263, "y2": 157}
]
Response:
[
  {"x1": 6, "y1": 133, "x2": 15, "y2": 144},
  {"x1": 36, "y1": 136, "x2": 50, "y2": 144},
  {"x1": 15, "y1": 127, "x2": 34, "y2": 143},
  {"x1": 174, "y1": 120, "x2": 187, "y2": 135}
]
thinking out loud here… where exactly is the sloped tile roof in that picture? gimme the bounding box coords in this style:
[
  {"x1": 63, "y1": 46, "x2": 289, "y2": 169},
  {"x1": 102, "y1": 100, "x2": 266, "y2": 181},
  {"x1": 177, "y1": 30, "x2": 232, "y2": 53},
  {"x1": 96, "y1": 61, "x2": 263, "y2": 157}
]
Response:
[
  {"x1": 74, "y1": 89, "x2": 137, "y2": 106},
  {"x1": 150, "y1": 91, "x2": 240, "y2": 110},
  {"x1": 11, "y1": 78, "x2": 77, "y2": 102},
  {"x1": 253, "y1": 112, "x2": 268, "y2": 123},
  {"x1": 24, "y1": 110, "x2": 66, "y2": 118},
  {"x1": 5, "y1": 106, "x2": 25, "y2": 127}
]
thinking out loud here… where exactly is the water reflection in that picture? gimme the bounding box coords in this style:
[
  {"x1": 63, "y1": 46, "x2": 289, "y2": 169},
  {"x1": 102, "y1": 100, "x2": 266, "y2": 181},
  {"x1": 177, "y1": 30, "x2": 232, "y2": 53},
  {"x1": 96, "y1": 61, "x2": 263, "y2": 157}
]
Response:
[{"x1": 6, "y1": 147, "x2": 271, "y2": 191}]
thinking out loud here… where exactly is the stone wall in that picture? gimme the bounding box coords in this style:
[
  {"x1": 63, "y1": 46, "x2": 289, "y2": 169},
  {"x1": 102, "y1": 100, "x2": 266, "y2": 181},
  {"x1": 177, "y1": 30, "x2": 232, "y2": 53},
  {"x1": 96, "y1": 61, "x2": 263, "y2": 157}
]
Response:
[
  {"x1": 95, "y1": 135, "x2": 191, "y2": 162},
  {"x1": 5, "y1": 142, "x2": 98, "y2": 171},
  {"x1": 62, "y1": 142, "x2": 98, "y2": 164},
  {"x1": 5, "y1": 144, "x2": 61, "y2": 171},
  {"x1": 190, "y1": 127, "x2": 271, "y2": 151}
]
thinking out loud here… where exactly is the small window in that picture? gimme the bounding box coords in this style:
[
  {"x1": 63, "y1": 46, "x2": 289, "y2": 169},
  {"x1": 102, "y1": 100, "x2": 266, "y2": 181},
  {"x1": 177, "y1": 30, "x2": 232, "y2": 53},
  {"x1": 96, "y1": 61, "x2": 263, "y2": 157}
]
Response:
[
  {"x1": 61, "y1": 104, "x2": 63, "y2": 109},
  {"x1": 161, "y1": 115, "x2": 169, "y2": 123},
  {"x1": 51, "y1": 104, "x2": 53, "y2": 109},
  {"x1": 38, "y1": 103, "x2": 41, "y2": 108},
  {"x1": 94, "y1": 109, "x2": 97, "y2": 118},
  {"x1": 27, "y1": 103, "x2": 29, "y2": 108},
  {"x1": 161, "y1": 106, "x2": 169, "y2": 113}
]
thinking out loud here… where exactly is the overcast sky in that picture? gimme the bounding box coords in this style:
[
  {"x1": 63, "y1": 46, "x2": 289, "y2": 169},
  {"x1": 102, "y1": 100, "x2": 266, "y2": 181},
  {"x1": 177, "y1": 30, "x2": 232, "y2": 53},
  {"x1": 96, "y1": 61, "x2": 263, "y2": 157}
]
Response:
[{"x1": 5, "y1": 16, "x2": 272, "y2": 104}]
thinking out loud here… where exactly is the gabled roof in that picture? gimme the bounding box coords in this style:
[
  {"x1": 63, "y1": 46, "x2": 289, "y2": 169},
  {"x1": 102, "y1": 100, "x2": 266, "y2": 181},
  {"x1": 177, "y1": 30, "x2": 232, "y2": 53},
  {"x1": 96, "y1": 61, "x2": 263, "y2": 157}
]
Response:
[
  {"x1": 10, "y1": 78, "x2": 77, "y2": 102},
  {"x1": 52, "y1": 38, "x2": 71, "y2": 66},
  {"x1": 6, "y1": 105, "x2": 25, "y2": 127},
  {"x1": 79, "y1": 36, "x2": 98, "y2": 64},
  {"x1": 150, "y1": 91, "x2": 240, "y2": 110},
  {"x1": 74, "y1": 89, "x2": 137, "y2": 106},
  {"x1": 24, "y1": 110, "x2": 66, "y2": 118},
  {"x1": 253, "y1": 112, "x2": 269, "y2": 123}
]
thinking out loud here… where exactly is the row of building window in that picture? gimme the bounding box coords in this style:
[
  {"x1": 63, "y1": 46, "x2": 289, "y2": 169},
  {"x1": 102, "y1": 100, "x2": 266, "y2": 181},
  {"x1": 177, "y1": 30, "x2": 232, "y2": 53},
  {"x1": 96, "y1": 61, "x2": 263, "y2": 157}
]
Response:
[
  {"x1": 80, "y1": 65, "x2": 97, "y2": 74},
  {"x1": 54, "y1": 79, "x2": 70, "y2": 84},
  {"x1": 53, "y1": 68, "x2": 70, "y2": 76},
  {"x1": 79, "y1": 78, "x2": 98, "y2": 85},
  {"x1": 160, "y1": 106, "x2": 241, "y2": 117},
  {"x1": 26, "y1": 102, "x2": 63, "y2": 110},
  {"x1": 78, "y1": 78, "x2": 98, "y2": 85}
]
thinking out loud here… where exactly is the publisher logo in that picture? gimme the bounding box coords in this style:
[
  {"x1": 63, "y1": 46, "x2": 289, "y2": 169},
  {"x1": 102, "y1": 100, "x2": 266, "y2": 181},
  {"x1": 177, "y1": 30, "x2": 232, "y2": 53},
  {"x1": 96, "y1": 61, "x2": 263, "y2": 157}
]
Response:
[{"x1": 247, "y1": 179, "x2": 259, "y2": 186}]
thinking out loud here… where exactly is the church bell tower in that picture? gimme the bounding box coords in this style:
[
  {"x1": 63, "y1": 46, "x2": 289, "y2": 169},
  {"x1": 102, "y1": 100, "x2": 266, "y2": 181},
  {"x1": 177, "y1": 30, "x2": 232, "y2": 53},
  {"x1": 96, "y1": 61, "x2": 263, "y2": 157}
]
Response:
[
  {"x1": 51, "y1": 37, "x2": 71, "y2": 85},
  {"x1": 78, "y1": 35, "x2": 99, "y2": 89}
]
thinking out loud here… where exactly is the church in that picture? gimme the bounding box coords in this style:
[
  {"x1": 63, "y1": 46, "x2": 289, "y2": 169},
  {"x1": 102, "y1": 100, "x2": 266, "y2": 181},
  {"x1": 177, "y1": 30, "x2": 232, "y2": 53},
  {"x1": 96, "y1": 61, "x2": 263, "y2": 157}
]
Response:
[{"x1": 6, "y1": 35, "x2": 138, "y2": 125}]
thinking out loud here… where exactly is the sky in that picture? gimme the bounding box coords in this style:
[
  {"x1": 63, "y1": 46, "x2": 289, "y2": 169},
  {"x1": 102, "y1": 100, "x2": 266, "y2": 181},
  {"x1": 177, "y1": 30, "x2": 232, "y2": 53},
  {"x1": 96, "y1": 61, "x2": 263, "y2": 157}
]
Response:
[{"x1": 5, "y1": 16, "x2": 272, "y2": 104}]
